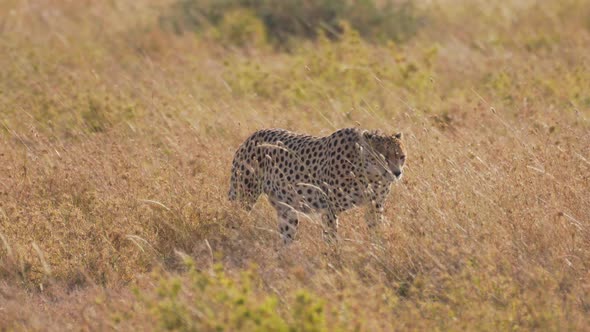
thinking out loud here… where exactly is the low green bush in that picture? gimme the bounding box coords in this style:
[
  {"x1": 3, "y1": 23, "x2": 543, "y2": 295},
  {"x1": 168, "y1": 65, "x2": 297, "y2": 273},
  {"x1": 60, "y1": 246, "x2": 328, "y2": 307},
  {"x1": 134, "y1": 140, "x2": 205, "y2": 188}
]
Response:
[
  {"x1": 160, "y1": 0, "x2": 424, "y2": 46},
  {"x1": 134, "y1": 259, "x2": 328, "y2": 331}
]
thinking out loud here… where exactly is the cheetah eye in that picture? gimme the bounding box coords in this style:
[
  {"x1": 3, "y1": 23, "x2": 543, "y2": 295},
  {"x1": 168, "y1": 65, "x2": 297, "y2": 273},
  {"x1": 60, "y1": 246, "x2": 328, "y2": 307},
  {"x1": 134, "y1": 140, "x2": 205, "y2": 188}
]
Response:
[{"x1": 400, "y1": 155, "x2": 406, "y2": 161}]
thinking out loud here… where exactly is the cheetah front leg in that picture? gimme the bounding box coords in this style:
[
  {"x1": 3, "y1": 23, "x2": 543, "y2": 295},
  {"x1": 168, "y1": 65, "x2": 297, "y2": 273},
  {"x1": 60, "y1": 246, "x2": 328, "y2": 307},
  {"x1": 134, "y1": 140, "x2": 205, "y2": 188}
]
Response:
[{"x1": 365, "y1": 199, "x2": 385, "y2": 229}]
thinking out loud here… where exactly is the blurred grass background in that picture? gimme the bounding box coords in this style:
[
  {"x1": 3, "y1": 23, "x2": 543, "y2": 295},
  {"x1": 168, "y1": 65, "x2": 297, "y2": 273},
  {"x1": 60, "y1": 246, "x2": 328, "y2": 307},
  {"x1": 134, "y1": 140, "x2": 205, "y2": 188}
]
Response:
[{"x1": 0, "y1": 0, "x2": 589, "y2": 330}]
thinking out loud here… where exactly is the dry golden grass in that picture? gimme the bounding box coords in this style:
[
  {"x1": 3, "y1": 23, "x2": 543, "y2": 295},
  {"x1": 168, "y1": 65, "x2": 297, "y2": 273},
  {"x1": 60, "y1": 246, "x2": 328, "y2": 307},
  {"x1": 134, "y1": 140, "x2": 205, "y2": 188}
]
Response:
[{"x1": 1, "y1": 0, "x2": 589, "y2": 330}]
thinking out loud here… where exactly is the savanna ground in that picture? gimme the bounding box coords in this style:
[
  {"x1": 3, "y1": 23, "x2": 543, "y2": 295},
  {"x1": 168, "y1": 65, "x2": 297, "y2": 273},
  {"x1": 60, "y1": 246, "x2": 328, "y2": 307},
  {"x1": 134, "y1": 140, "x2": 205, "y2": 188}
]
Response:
[{"x1": 1, "y1": 0, "x2": 589, "y2": 330}]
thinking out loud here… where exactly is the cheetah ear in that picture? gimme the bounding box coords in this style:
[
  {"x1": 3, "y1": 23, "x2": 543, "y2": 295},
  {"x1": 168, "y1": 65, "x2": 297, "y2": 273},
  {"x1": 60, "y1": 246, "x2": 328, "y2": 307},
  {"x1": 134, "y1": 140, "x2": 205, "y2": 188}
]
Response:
[{"x1": 394, "y1": 132, "x2": 403, "y2": 139}]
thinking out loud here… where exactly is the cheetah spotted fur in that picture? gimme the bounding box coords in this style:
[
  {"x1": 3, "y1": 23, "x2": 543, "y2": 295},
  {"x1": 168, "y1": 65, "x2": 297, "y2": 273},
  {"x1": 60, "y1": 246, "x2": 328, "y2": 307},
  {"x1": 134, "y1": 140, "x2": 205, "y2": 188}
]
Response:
[{"x1": 228, "y1": 128, "x2": 406, "y2": 244}]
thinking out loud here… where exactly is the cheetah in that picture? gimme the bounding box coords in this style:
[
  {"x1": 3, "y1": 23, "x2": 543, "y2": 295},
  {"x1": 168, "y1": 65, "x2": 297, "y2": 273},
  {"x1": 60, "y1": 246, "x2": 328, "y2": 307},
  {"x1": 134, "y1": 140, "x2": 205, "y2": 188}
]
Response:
[{"x1": 228, "y1": 128, "x2": 406, "y2": 244}]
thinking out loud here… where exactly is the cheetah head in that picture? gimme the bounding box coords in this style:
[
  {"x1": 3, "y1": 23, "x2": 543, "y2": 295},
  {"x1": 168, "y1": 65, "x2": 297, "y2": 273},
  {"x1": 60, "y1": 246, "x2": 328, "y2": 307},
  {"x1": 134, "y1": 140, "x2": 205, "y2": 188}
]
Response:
[{"x1": 362, "y1": 131, "x2": 407, "y2": 181}]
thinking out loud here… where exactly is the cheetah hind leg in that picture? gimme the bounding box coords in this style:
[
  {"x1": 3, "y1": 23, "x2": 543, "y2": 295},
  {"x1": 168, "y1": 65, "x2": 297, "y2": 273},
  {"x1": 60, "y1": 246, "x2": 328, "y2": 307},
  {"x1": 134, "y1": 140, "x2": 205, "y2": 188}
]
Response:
[
  {"x1": 233, "y1": 181, "x2": 263, "y2": 212},
  {"x1": 275, "y1": 204, "x2": 299, "y2": 245}
]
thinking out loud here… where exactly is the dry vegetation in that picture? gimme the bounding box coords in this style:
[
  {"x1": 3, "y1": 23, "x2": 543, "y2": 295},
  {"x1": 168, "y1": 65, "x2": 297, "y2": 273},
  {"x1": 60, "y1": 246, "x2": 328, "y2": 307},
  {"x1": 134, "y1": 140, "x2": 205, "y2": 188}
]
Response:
[{"x1": 1, "y1": 0, "x2": 589, "y2": 330}]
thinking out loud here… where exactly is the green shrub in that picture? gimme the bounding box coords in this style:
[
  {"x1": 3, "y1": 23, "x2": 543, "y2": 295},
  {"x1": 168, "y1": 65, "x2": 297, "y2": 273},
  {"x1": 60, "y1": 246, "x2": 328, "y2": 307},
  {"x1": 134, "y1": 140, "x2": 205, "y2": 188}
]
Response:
[
  {"x1": 223, "y1": 23, "x2": 437, "y2": 108},
  {"x1": 211, "y1": 8, "x2": 268, "y2": 48},
  {"x1": 134, "y1": 259, "x2": 332, "y2": 331},
  {"x1": 291, "y1": 291, "x2": 327, "y2": 332},
  {"x1": 160, "y1": 0, "x2": 424, "y2": 46}
]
